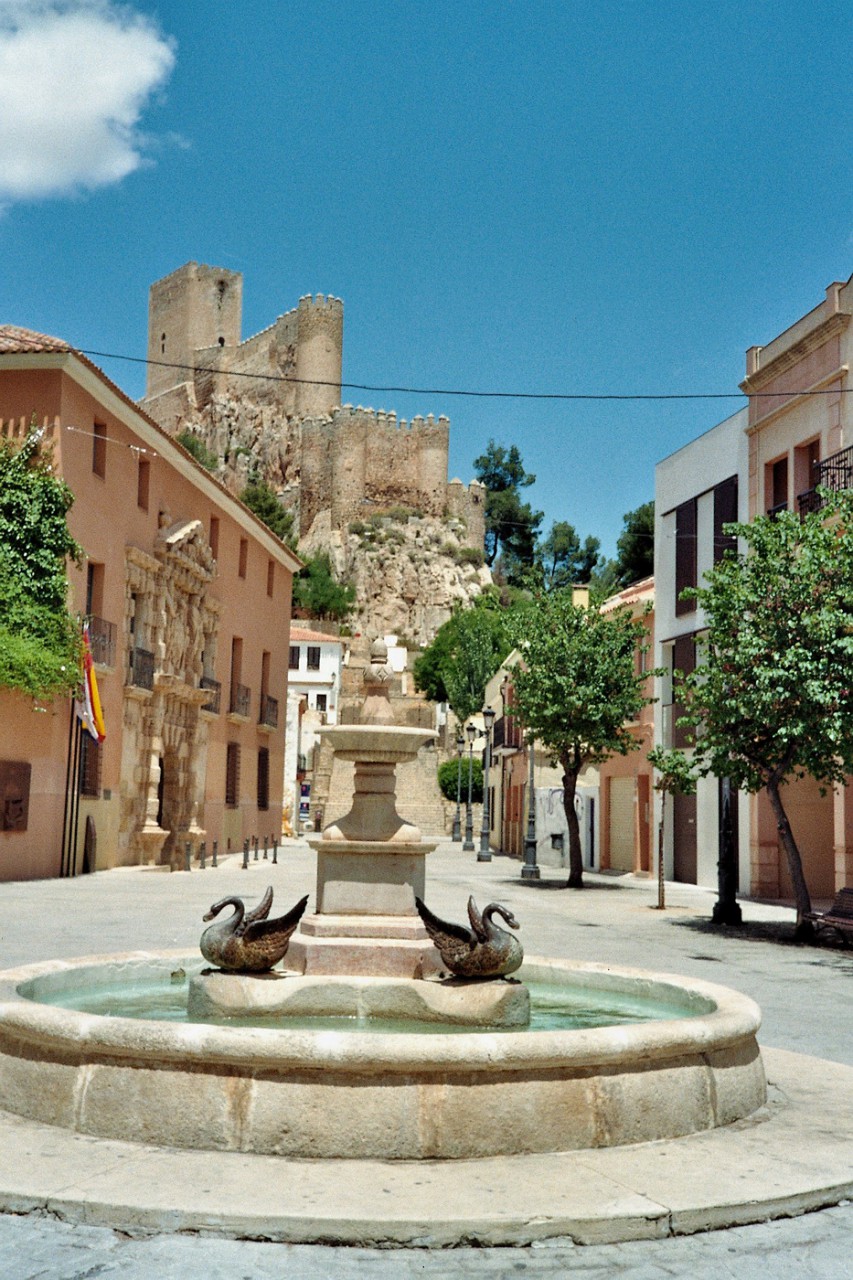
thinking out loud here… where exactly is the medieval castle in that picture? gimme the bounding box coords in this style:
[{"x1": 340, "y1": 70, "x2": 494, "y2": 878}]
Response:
[{"x1": 141, "y1": 262, "x2": 485, "y2": 548}]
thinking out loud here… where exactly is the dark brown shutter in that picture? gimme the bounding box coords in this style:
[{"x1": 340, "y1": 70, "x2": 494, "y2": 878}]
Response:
[
  {"x1": 257, "y1": 748, "x2": 270, "y2": 812},
  {"x1": 675, "y1": 499, "x2": 697, "y2": 616},
  {"x1": 225, "y1": 742, "x2": 240, "y2": 808},
  {"x1": 713, "y1": 476, "x2": 738, "y2": 564}
]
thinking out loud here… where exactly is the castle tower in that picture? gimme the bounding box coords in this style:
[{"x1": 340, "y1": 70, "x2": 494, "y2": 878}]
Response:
[
  {"x1": 293, "y1": 294, "x2": 344, "y2": 418},
  {"x1": 146, "y1": 263, "x2": 243, "y2": 400}
]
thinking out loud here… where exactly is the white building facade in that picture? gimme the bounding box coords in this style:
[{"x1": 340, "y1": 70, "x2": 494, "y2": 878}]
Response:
[
  {"x1": 654, "y1": 408, "x2": 751, "y2": 892},
  {"x1": 283, "y1": 628, "x2": 345, "y2": 832}
]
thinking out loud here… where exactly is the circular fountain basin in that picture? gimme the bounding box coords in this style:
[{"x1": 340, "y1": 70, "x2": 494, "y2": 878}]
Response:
[{"x1": 0, "y1": 953, "x2": 765, "y2": 1160}]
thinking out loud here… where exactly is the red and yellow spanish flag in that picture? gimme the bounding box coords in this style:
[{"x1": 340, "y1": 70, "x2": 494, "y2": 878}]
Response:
[{"x1": 77, "y1": 621, "x2": 106, "y2": 743}]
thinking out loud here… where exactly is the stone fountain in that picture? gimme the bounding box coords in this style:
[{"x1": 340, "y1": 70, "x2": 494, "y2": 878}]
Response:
[{"x1": 0, "y1": 637, "x2": 767, "y2": 1167}]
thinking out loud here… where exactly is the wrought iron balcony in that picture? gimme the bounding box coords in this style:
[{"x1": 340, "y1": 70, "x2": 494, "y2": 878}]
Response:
[
  {"x1": 200, "y1": 675, "x2": 221, "y2": 714},
  {"x1": 229, "y1": 682, "x2": 251, "y2": 718},
  {"x1": 128, "y1": 647, "x2": 155, "y2": 691},
  {"x1": 797, "y1": 445, "x2": 853, "y2": 516},
  {"x1": 86, "y1": 615, "x2": 116, "y2": 667},
  {"x1": 766, "y1": 500, "x2": 788, "y2": 519},
  {"x1": 259, "y1": 693, "x2": 279, "y2": 728}
]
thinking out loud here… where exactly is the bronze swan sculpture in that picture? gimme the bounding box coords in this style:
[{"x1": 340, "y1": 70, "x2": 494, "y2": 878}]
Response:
[
  {"x1": 415, "y1": 895, "x2": 523, "y2": 978},
  {"x1": 200, "y1": 887, "x2": 308, "y2": 973}
]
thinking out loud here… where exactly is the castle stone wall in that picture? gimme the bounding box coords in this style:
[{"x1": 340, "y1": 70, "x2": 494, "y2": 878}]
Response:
[{"x1": 300, "y1": 407, "x2": 454, "y2": 537}]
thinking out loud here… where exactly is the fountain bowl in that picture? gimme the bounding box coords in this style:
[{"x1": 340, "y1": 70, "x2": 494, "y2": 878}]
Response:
[{"x1": 0, "y1": 953, "x2": 765, "y2": 1160}]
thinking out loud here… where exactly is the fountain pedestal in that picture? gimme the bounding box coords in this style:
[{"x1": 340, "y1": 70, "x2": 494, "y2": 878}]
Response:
[{"x1": 287, "y1": 720, "x2": 442, "y2": 978}]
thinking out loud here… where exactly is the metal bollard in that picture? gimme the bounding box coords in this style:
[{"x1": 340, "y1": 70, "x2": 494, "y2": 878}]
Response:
[
  {"x1": 272, "y1": 839, "x2": 278, "y2": 865},
  {"x1": 212, "y1": 840, "x2": 218, "y2": 868},
  {"x1": 184, "y1": 840, "x2": 192, "y2": 872},
  {"x1": 242, "y1": 838, "x2": 249, "y2": 870},
  {"x1": 199, "y1": 841, "x2": 206, "y2": 870},
  {"x1": 263, "y1": 835, "x2": 268, "y2": 860},
  {"x1": 253, "y1": 836, "x2": 259, "y2": 862}
]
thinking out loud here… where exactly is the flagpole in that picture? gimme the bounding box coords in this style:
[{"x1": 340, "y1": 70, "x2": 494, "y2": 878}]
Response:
[
  {"x1": 60, "y1": 698, "x2": 76, "y2": 878},
  {"x1": 69, "y1": 715, "x2": 82, "y2": 878}
]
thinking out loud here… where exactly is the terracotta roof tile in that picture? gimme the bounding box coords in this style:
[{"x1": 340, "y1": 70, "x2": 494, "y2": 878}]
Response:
[
  {"x1": 290, "y1": 627, "x2": 343, "y2": 645},
  {"x1": 0, "y1": 325, "x2": 72, "y2": 354}
]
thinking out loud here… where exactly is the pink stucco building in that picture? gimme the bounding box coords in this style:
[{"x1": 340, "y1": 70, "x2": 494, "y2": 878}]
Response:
[{"x1": 0, "y1": 327, "x2": 300, "y2": 880}]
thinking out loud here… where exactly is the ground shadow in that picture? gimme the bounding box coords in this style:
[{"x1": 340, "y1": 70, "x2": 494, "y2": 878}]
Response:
[{"x1": 666, "y1": 914, "x2": 853, "y2": 956}]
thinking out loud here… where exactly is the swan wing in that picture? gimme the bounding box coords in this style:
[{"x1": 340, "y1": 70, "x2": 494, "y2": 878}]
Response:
[
  {"x1": 242, "y1": 886, "x2": 274, "y2": 928},
  {"x1": 416, "y1": 896, "x2": 476, "y2": 966},
  {"x1": 243, "y1": 894, "x2": 309, "y2": 943}
]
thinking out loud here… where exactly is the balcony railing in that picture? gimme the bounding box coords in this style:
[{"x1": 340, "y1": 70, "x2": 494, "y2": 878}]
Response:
[
  {"x1": 229, "y1": 682, "x2": 251, "y2": 717},
  {"x1": 200, "y1": 675, "x2": 221, "y2": 714},
  {"x1": 797, "y1": 445, "x2": 853, "y2": 517},
  {"x1": 766, "y1": 500, "x2": 788, "y2": 519},
  {"x1": 128, "y1": 647, "x2": 155, "y2": 691},
  {"x1": 259, "y1": 693, "x2": 279, "y2": 728},
  {"x1": 86, "y1": 615, "x2": 116, "y2": 667}
]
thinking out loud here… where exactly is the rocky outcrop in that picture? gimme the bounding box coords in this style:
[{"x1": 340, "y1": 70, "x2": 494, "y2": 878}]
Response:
[
  {"x1": 152, "y1": 396, "x2": 490, "y2": 647},
  {"x1": 301, "y1": 511, "x2": 491, "y2": 648}
]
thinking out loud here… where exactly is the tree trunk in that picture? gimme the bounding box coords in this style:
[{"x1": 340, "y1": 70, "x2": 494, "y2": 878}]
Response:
[
  {"x1": 765, "y1": 777, "x2": 813, "y2": 934},
  {"x1": 561, "y1": 762, "x2": 583, "y2": 888}
]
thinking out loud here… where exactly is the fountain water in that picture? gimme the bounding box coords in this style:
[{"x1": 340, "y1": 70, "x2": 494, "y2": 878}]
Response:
[{"x1": 0, "y1": 640, "x2": 766, "y2": 1161}]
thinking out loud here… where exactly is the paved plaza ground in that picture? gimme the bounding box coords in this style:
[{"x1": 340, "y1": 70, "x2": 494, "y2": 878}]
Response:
[{"x1": 0, "y1": 837, "x2": 851, "y2": 1277}]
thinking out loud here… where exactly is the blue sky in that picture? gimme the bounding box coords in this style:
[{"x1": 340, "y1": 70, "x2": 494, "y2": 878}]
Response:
[{"x1": 1, "y1": 0, "x2": 851, "y2": 556}]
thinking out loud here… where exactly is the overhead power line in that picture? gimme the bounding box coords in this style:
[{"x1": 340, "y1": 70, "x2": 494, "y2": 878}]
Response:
[{"x1": 79, "y1": 349, "x2": 851, "y2": 404}]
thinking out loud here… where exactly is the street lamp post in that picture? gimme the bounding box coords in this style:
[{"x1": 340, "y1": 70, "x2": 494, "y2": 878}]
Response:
[
  {"x1": 463, "y1": 723, "x2": 476, "y2": 852},
  {"x1": 478, "y1": 706, "x2": 496, "y2": 862},
  {"x1": 712, "y1": 776, "x2": 743, "y2": 926},
  {"x1": 521, "y1": 736, "x2": 541, "y2": 880},
  {"x1": 451, "y1": 729, "x2": 464, "y2": 842}
]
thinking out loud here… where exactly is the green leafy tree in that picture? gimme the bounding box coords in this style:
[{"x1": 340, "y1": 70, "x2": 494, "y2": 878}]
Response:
[
  {"x1": 508, "y1": 592, "x2": 654, "y2": 887},
  {"x1": 176, "y1": 429, "x2": 218, "y2": 471},
  {"x1": 536, "y1": 520, "x2": 600, "y2": 590},
  {"x1": 675, "y1": 493, "x2": 853, "y2": 931},
  {"x1": 590, "y1": 502, "x2": 654, "y2": 595},
  {"x1": 240, "y1": 481, "x2": 297, "y2": 547},
  {"x1": 0, "y1": 430, "x2": 81, "y2": 698},
  {"x1": 437, "y1": 757, "x2": 483, "y2": 805},
  {"x1": 293, "y1": 554, "x2": 355, "y2": 621},
  {"x1": 413, "y1": 595, "x2": 512, "y2": 718},
  {"x1": 473, "y1": 440, "x2": 543, "y2": 580}
]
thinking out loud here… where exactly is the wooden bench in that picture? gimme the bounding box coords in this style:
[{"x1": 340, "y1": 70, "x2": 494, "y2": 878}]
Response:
[{"x1": 804, "y1": 887, "x2": 853, "y2": 942}]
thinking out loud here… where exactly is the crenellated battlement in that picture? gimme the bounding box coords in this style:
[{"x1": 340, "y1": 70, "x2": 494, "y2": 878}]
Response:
[{"x1": 142, "y1": 264, "x2": 485, "y2": 561}]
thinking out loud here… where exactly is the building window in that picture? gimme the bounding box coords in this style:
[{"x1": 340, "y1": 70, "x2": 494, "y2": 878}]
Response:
[
  {"x1": 289, "y1": 645, "x2": 300, "y2": 670},
  {"x1": 86, "y1": 562, "x2": 104, "y2": 616},
  {"x1": 209, "y1": 517, "x2": 219, "y2": 561},
  {"x1": 713, "y1": 476, "x2": 738, "y2": 565},
  {"x1": 316, "y1": 693, "x2": 327, "y2": 713},
  {"x1": 306, "y1": 646, "x2": 321, "y2": 671},
  {"x1": 238, "y1": 538, "x2": 248, "y2": 579},
  {"x1": 257, "y1": 747, "x2": 270, "y2": 812},
  {"x1": 137, "y1": 457, "x2": 150, "y2": 511},
  {"x1": 767, "y1": 455, "x2": 788, "y2": 515},
  {"x1": 79, "y1": 734, "x2": 101, "y2": 798},
  {"x1": 674, "y1": 499, "x2": 697, "y2": 617},
  {"x1": 267, "y1": 559, "x2": 275, "y2": 598},
  {"x1": 225, "y1": 742, "x2": 240, "y2": 808},
  {"x1": 92, "y1": 423, "x2": 107, "y2": 478},
  {"x1": 672, "y1": 632, "x2": 697, "y2": 750}
]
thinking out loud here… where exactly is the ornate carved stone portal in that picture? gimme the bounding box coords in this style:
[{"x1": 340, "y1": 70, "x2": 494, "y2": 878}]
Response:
[{"x1": 120, "y1": 520, "x2": 217, "y2": 867}]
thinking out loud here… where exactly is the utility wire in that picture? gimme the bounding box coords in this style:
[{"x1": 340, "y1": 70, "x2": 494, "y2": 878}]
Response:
[{"x1": 79, "y1": 349, "x2": 852, "y2": 404}]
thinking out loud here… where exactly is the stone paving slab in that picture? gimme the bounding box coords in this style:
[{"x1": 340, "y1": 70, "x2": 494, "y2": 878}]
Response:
[{"x1": 0, "y1": 1047, "x2": 851, "y2": 1248}]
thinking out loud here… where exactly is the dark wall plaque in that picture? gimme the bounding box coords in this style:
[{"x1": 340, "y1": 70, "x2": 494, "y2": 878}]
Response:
[{"x1": 0, "y1": 761, "x2": 31, "y2": 832}]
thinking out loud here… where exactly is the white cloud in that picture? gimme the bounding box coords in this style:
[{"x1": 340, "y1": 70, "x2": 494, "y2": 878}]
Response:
[{"x1": 0, "y1": 2, "x2": 175, "y2": 203}]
